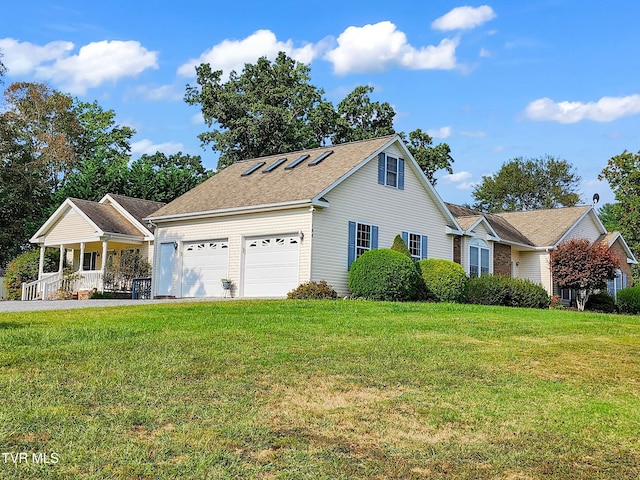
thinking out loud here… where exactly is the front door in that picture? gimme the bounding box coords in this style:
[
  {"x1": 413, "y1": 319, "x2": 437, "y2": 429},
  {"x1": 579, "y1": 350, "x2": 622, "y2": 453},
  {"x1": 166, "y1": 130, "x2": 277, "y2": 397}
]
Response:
[{"x1": 156, "y1": 242, "x2": 175, "y2": 296}]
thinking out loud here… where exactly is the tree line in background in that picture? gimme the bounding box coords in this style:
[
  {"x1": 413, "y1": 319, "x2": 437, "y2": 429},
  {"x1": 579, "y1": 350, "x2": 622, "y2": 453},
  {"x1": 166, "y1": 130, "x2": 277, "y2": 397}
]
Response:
[{"x1": 1, "y1": 49, "x2": 639, "y2": 281}]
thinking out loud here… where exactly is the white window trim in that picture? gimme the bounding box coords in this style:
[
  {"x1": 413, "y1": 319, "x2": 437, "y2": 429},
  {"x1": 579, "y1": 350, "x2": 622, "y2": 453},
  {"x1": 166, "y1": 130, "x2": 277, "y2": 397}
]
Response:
[
  {"x1": 469, "y1": 238, "x2": 491, "y2": 277},
  {"x1": 406, "y1": 231, "x2": 424, "y2": 261},
  {"x1": 385, "y1": 155, "x2": 399, "y2": 188},
  {"x1": 356, "y1": 222, "x2": 374, "y2": 258}
]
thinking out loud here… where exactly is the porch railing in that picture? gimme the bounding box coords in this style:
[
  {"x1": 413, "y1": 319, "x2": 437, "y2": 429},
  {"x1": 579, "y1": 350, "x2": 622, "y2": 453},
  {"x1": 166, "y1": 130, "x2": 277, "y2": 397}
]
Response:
[{"x1": 21, "y1": 270, "x2": 104, "y2": 301}]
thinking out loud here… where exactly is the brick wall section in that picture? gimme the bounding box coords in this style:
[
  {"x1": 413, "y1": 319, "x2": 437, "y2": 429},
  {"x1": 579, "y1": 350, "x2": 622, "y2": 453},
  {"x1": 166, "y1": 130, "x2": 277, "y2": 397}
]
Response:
[
  {"x1": 493, "y1": 243, "x2": 512, "y2": 276},
  {"x1": 453, "y1": 237, "x2": 461, "y2": 265},
  {"x1": 609, "y1": 239, "x2": 634, "y2": 286}
]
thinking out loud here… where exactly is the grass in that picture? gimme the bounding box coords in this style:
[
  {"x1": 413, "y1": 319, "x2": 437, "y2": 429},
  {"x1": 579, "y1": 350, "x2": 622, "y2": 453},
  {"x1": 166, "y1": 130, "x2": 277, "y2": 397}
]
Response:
[{"x1": 0, "y1": 300, "x2": 639, "y2": 479}]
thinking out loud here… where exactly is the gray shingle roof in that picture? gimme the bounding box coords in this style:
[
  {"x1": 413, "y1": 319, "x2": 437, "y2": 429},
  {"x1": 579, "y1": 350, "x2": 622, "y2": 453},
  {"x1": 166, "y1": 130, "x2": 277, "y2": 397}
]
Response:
[
  {"x1": 70, "y1": 198, "x2": 144, "y2": 237},
  {"x1": 106, "y1": 194, "x2": 165, "y2": 225},
  {"x1": 149, "y1": 135, "x2": 397, "y2": 219}
]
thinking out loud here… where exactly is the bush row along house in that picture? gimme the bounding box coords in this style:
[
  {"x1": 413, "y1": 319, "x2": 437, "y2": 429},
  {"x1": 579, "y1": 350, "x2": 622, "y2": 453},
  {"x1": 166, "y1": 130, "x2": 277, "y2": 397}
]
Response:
[{"x1": 24, "y1": 135, "x2": 637, "y2": 301}]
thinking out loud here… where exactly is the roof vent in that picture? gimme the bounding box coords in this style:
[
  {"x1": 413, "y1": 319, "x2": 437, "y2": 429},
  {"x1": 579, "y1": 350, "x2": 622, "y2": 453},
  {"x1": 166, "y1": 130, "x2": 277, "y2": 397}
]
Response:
[
  {"x1": 263, "y1": 158, "x2": 287, "y2": 173},
  {"x1": 285, "y1": 154, "x2": 310, "y2": 170},
  {"x1": 308, "y1": 150, "x2": 334, "y2": 166},
  {"x1": 241, "y1": 161, "x2": 266, "y2": 176}
]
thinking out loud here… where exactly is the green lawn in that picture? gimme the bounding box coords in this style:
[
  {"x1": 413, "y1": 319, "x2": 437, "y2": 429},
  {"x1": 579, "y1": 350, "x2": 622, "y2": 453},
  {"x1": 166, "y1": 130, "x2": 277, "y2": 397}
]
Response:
[{"x1": 0, "y1": 300, "x2": 639, "y2": 479}]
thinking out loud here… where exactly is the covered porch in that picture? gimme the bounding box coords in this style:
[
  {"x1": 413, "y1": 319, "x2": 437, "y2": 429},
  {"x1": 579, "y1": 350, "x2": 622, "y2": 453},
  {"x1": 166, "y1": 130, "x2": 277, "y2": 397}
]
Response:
[{"x1": 22, "y1": 236, "x2": 145, "y2": 301}]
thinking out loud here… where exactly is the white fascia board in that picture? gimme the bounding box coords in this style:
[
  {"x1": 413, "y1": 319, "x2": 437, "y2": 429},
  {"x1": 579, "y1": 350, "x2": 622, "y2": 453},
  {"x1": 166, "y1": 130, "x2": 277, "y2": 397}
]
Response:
[
  {"x1": 145, "y1": 200, "x2": 313, "y2": 223},
  {"x1": 556, "y1": 207, "x2": 605, "y2": 246}
]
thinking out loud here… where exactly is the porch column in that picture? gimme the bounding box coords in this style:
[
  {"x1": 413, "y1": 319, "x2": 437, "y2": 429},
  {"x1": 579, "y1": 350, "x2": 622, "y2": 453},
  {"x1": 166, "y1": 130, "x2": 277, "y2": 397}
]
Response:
[
  {"x1": 38, "y1": 244, "x2": 45, "y2": 279},
  {"x1": 58, "y1": 245, "x2": 65, "y2": 272},
  {"x1": 100, "y1": 240, "x2": 108, "y2": 273},
  {"x1": 79, "y1": 242, "x2": 85, "y2": 271}
]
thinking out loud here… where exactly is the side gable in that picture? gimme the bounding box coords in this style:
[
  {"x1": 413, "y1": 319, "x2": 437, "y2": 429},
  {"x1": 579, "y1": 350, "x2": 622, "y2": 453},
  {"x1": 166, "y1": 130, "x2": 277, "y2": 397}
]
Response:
[
  {"x1": 100, "y1": 194, "x2": 165, "y2": 239},
  {"x1": 30, "y1": 199, "x2": 102, "y2": 244}
]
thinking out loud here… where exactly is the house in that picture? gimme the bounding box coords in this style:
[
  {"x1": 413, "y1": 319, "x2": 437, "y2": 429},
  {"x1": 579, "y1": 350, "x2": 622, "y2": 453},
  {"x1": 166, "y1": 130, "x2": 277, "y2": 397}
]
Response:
[
  {"x1": 145, "y1": 135, "x2": 462, "y2": 298},
  {"x1": 446, "y1": 203, "x2": 637, "y2": 301},
  {"x1": 24, "y1": 194, "x2": 165, "y2": 300}
]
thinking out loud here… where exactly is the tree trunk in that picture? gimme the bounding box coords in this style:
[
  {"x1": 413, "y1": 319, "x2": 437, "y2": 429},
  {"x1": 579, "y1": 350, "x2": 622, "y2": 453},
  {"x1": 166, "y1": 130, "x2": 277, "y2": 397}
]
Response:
[{"x1": 576, "y1": 288, "x2": 588, "y2": 311}]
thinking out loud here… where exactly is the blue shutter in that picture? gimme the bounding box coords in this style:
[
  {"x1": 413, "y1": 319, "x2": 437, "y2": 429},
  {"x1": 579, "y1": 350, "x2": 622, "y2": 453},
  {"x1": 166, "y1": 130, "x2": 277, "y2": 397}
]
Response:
[
  {"x1": 401, "y1": 231, "x2": 408, "y2": 246},
  {"x1": 348, "y1": 221, "x2": 356, "y2": 269},
  {"x1": 421, "y1": 235, "x2": 428, "y2": 259},
  {"x1": 371, "y1": 226, "x2": 379, "y2": 249},
  {"x1": 398, "y1": 158, "x2": 405, "y2": 190},
  {"x1": 378, "y1": 153, "x2": 385, "y2": 185}
]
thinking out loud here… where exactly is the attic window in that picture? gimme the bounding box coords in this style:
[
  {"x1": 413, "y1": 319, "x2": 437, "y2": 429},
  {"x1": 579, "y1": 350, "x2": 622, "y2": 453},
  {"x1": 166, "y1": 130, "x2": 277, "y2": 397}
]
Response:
[
  {"x1": 285, "y1": 154, "x2": 310, "y2": 170},
  {"x1": 308, "y1": 150, "x2": 334, "y2": 166},
  {"x1": 241, "y1": 162, "x2": 266, "y2": 176},
  {"x1": 262, "y1": 158, "x2": 287, "y2": 173}
]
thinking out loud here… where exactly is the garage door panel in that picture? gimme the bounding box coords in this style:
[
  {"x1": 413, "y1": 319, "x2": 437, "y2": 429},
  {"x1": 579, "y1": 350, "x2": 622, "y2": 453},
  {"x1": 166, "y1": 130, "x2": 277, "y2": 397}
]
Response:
[
  {"x1": 244, "y1": 235, "x2": 299, "y2": 297},
  {"x1": 182, "y1": 240, "x2": 228, "y2": 297}
]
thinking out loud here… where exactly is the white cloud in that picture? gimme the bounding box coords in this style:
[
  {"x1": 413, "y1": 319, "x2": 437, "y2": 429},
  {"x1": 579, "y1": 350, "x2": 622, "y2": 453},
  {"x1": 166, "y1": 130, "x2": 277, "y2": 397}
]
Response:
[
  {"x1": 0, "y1": 38, "x2": 74, "y2": 75},
  {"x1": 442, "y1": 171, "x2": 472, "y2": 182},
  {"x1": 479, "y1": 48, "x2": 491, "y2": 58},
  {"x1": 131, "y1": 139, "x2": 184, "y2": 155},
  {"x1": 134, "y1": 84, "x2": 183, "y2": 102},
  {"x1": 524, "y1": 95, "x2": 640, "y2": 123},
  {"x1": 325, "y1": 21, "x2": 458, "y2": 74},
  {"x1": 35, "y1": 40, "x2": 158, "y2": 95},
  {"x1": 457, "y1": 181, "x2": 479, "y2": 190},
  {"x1": 177, "y1": 30, "x2": 319, "y2": 79},
  {"x1": 191, "y1": 112, "x2": 205, "y2": 125},
  {"x1": 461, "y1": 130, "x2": 486, "y2": 138},
  {"x1": 427, "y1": 126, "x2": 452, "y2": 138},
  {"x1": 432, "y1": 5, "x2": 496, "y2": 31}
]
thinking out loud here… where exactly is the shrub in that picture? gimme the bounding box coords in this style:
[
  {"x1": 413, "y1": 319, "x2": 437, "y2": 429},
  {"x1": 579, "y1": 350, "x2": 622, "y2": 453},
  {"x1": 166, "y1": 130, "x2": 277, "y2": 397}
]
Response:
[
  {"x1": 467, "y1": 275, "x2": 549, "y2": 309},
  {"x1": 585, "y1": 292, "x2": 616, "y2": 313},
  {"x1": 288, "y1": 280, "x2": 338, "y2": 300},
  {"x1": 390, "y1": 234, "x2": 412, "y2": 258},
  {"x1": 617, "y1": 286, "x2": 640, "y2": 314},
  {"x1": 348, "y1": 249, "x2": 422, "y2": 301},
  {"x1": 4, "y1": 249, "x2": 59, "y2": 300},
  {"x1": 417, "y1": 258, "x2": 467, "y2": 303}
]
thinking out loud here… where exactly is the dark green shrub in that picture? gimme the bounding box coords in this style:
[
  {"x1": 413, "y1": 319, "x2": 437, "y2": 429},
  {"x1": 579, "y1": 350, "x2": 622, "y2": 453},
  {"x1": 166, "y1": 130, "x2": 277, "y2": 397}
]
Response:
[
  {"x1": 4, "y1": 249, "x2": 59, "y2": 300},
  {"x1": 417, "y1": 258, "x2": 467, "y2": 303},
  {"x1": 288, "y1": 280, "x2": 338, "y2": 300},
  {"x1": 585, "y1": 292, "x2": 616, "y2": 313},
  {"x1": 617, "y1": 286, "x2": 640, "y2": 314},
  {"x1": 467, "y1": 275, "x2": 549, "y2": 309},
  {"x1": 391, "y1": 234, "x2": 411, "y2": 258},
  {"x1": 348, "y1": 249, "x2": 422, "y2": 301}
]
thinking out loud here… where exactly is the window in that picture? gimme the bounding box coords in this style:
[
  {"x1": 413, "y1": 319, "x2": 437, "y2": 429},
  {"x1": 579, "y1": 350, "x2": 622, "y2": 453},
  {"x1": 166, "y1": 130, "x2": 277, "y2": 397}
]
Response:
[
  {"x1": 469, "y1": 238, "x2": 490, "y2": 277},
  {"x1": 377, "y1": 153, "x2": 405, "y2": 189},
  {"x1": 402, "y1": 231, "x2": 428, "y2": 261},
  {"x1": 607, "y1": 269, "x2": 628, "y2": 300},
  {"x1": 348, "y1": 221, "x2": 379, "y2": 269},
  {"x1": 83, "y1": 251, "x2": 98, "y2": 271}
]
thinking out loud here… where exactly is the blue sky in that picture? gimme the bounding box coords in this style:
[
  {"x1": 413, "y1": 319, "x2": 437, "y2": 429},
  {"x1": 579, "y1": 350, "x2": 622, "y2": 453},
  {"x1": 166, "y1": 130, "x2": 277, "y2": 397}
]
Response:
[{"x1": 2, "y1": 0, "x2": 639, "y2": 207}]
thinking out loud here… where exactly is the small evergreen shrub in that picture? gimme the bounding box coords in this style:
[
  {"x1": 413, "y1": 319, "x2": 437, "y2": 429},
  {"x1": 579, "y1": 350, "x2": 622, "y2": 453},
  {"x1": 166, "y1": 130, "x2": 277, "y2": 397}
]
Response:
[
  {"x1": 4, "y1": 249, "x2": 59, "y2": 300},
  {"x1": 616, "y1": 286, "x2": 640, "y2": 314},
  {"x1": 348, "y1": 249, "x2": 422, "y2": 301},
  {"x1": 390, "y1": 234, "x2": 412, "y2": 258},
  {"x1": 287, "y1": 280, "x2": 338, "y2": 300},
  {"x1": 467, "y1": 275, "x2": 549, "y2": 309},
  {"x1": 417, "y1": 259, "x2": 467, "y2": 303},
  {"x1": 585, "y1": 292, "x2": 616, "y2": 313}
]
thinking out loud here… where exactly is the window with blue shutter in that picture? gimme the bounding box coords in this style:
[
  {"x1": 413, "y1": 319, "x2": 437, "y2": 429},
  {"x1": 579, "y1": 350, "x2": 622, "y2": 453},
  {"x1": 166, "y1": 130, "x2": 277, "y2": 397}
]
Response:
[
  {"x1": 403, "y1": 231, "x2": 428, "y2": 260},
  {"x1": 377, "y1": 153, "x2": 405, "y2": 190},
  {"x1": 348, "y1": 221, "x2": 379, "y2": 269}
]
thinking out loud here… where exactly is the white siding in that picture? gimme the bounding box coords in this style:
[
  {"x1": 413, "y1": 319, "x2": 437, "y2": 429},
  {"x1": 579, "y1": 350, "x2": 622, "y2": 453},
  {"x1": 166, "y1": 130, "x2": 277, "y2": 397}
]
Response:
[
  {"x1": 518, "y1": 250, "x2": 553, "y2": 294},
  {"x1": 46, "y1": 209, "x2": 96, "y2": 244},
  {"x1": 153, "y1": 208, "x2": 312, "y2": 298},
  {"x1": 563, "y1": 213, "x2": 602, "y2": 242},
  {"x1": 311, "y1": 148, "x2": 454, "y2": 295}
]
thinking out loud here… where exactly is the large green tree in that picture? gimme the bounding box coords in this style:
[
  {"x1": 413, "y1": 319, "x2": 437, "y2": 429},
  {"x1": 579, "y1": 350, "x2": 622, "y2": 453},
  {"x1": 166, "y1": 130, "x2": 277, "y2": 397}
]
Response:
[
  {"x1": 402, "y1": 129, "x2": 454, "y2": 185},
  {"x1": 185, "y1": 51, "x2": 453, "y2": 181},
  {"x1": 472, "y1": 155, "x2": 582, "y2": 212},
  {"x1": 599, "y1": 150, "x2": 640, "y2": 278},
  {"x1": 126, "y1": 152, "x2": 212, "y2": 203},
  {"x1": 185, "y1": 52, "x2": 335, "y2": 169}
]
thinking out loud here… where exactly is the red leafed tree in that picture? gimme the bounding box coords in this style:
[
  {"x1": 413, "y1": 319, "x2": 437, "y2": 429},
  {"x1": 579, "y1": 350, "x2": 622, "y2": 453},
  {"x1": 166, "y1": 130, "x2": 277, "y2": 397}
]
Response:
[{"x1": 550, "y1": 238, "x2": 620, "y2": 311}]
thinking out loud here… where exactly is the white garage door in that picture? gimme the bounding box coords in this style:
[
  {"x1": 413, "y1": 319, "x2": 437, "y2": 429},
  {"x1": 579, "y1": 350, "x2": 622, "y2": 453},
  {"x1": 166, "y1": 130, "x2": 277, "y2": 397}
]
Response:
[
  {"x1": 182, "y1": 240, "x2": 229, "y2": 297},
  {"x1": 243, "y1": 235, "x2": 300, "y2": 297}
]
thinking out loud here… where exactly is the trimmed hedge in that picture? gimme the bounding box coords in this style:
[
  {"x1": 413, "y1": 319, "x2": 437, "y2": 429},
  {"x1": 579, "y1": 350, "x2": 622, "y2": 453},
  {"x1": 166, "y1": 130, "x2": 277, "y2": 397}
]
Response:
[
  {"x1": 585, "y1": 292, "x2": 616, "y2": 313},
  {"x1": 288, "y1": 280, "x2": 338, "y2": 300},
  {"x1": 348, "y1": 249, "x2": 422, "y2": 301},
  {"x1": 417, "y1": 258, "x2": 467, "y2": 303},
  {"x1": 467, "y1": 275, "x2": 550, "y2": 309},
  {"x1": 4, "y1": 249, "x2": 59, "y2": 300},
  {"x1": 390, "y1": 234, "x2": 412, "y2": 258},
  {"x1": 617, "y1": 286, "x2": 640, "y2": 314}
]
